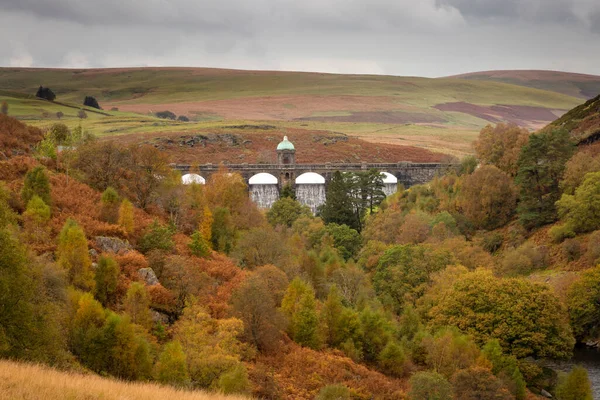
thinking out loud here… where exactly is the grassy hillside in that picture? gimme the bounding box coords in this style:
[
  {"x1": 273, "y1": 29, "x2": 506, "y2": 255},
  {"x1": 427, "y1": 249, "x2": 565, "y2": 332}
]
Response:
[
  {"x1": 0, "y1": 67, "x2": 588, "y2": 157},
  {"x1": 0, "y1": 360, "x2": 248, "y2": 400},
  {"x1": 542, "y1": 94, "x2": 600, "y2": 144},
  {"x1": 452, "y1": 70, "x2": 600, "y2": 99}
]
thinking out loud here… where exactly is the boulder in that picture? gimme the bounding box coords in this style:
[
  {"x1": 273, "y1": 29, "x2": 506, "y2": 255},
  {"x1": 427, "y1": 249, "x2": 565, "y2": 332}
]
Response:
[
  {"x1": 540, "y1": 389, "x2": 553, "y2": 398},
  {"x1": 138, "y1": 267, "x2": 159, "y2": 286},
  {"x1": 95, "y1": 236, "x2": 132, "y2": 254},
  {"x1": 151, "y1": 310, "x2": 170, "y2": 325}
]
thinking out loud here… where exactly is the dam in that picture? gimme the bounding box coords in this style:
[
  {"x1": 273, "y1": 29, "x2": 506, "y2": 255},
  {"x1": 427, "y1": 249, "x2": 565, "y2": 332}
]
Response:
[{"x1": 177, "y1": 136, "x2": 452, "y2": 210}]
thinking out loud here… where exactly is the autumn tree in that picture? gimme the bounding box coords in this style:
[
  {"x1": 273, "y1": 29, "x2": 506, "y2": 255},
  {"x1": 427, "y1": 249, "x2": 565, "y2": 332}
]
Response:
[
  {"x1": 561, "y1": 151, "x2": 600, "y2": 195},
  {"x1": 23, "y1": 195, "x2": 51, "y2": 244},
  {"x1": 189, "y1": 230, "x2": 211, "y2": 258},
  {"x1": 427, "y1": 269, "x2": 575, "y2": 359},
  {"x1": 232, "y1": 225, "x2": 293, "y2": 270},
  {"x1": 408, "y1": 371, "x2": 452, "y2": 400},
  {"x1": 267, "y1": 197, "x2": 311, "y2": 227},
  {"x1": 231, "y1": 272, "x2": 286, "y2": 352},
  {"x1": 482, "y1": 339, "x2": 526, "y2": 400},
  {"x1": 474, "y1": 123, "x2": 530, "y2": 176},
  {"x1": 452, "y1": 367, "x2": 513, "y2": 400},
  {"x1": 567, "y1": 265, "x2": 600, "y2": 340},
  {"x1": 162, "y1": 255, "x2": 209, "y2": 315},
  {"x1": 155, "y1": 341, "x2": 189, "y2": 386},
  {"x1": 100, "y1": 187, "x2": 120, "y2": 224},
  {"x1": 94, "y1": 255, "x2": 120, "y2": 307},
  {"x1": 118, "y1": 199, "x2": 135, "y2": 235},
  {"x1": 211, "y1": 207, "x2": 235, "y2": 253},
  {"x1": 422, "y1": 327, "x2": 480, "y2": 378},
  {"x1": 22, "y1": 165, "x2": 52, "y2": 205},
  {"x1": 127, "y1": 145, "x2": 170, "y2": 209},
  {"x1": 555, "y1": 366, "x2": 593, "y2": 400},
  {"x1": 516, "y1": 129, "x2": 574, "y2": 229},
  {"x1": 74, "y1": 141, "x2": 133, "y2": 191},
  {"x1": 57, "y1": 219, "x2": 94, "y2": 291},
  {"x1": 124, "y1": 282, "x2": 152, "y2": 329},
  {"x1": 458, "y1": 165, "x2": 517, "y2": 230}
]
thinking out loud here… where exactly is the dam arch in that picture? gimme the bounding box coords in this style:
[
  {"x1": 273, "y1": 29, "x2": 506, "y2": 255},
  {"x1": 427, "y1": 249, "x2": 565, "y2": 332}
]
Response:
[{"x1": 249, "y1": 173, "x2": 279, "y2": 209}]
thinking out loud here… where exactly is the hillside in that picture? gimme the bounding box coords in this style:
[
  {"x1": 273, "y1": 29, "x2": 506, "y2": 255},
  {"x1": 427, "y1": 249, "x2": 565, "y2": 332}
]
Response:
[
  {"x1": 0, "y1": 360, "x2": 247, "y2": 400},
  {"x1": 451, "y1": 70, "x2": 600, "y2": 100},
  {"x1": 542, "y1": 94, "x2": 600, "y2": 145},
  {"x1": 0, "y1": 67, "x2": 588, "y2": 157}
]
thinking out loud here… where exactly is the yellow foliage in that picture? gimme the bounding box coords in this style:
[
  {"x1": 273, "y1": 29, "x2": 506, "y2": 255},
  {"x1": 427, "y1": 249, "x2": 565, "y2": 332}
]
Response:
[{"x1": 118, "y1": 199, "x2": 135, "y2": 235}]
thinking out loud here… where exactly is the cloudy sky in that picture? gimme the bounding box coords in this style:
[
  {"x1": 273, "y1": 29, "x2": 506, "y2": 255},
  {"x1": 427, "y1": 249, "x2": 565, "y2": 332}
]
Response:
[{"x1": 1, "y1": 0, "x2": 599, "y2": 77}]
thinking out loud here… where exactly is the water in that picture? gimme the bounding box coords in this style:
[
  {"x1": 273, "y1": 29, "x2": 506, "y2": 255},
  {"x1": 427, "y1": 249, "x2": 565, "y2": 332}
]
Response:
[
  {"x1": 296, "y1": 184, "x2": 326, "y2": 214},
  {"x1": 383, "y1": 183, "x2": 398, "y2": 197},
  {"x1": 250, "y1": 184, "x2": 279, "y2": 209},
  {"x1": 544, "y1": 346, "x2": 600, "y2": 398}
]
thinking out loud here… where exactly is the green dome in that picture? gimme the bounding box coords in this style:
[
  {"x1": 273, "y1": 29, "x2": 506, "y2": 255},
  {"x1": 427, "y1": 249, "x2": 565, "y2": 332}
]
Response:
[{"x1": 277, "y1": 136, "x2": 295, "y2": 151}]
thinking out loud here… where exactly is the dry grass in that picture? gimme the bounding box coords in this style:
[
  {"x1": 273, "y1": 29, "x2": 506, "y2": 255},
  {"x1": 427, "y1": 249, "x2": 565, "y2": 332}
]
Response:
[{"x1": 0, "y1": 360, "x2": 249, "y2": 400}]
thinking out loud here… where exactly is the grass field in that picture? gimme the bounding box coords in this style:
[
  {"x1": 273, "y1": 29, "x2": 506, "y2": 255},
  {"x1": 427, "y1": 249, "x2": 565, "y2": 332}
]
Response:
[
  {"x1": 0, "y1": 67, "x2": 596, "y2": 159},
  {"x1": 0, "y1": 360, "x2": 248, "y2": 400}
]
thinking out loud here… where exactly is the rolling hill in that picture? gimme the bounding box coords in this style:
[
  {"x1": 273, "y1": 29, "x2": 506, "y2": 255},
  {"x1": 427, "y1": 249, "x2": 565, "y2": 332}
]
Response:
[
  {"x1": 0, "y1": 67, "x2": 594, "y2": 158},
  {"x1": 451, "y1": 70, "x2": 600, "y2": 99}
]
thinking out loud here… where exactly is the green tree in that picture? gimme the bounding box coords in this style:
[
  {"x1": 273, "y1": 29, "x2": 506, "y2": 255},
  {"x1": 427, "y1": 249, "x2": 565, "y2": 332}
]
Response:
[
  {"x1": 516, "y1": 129, "x2": 575, "y2": 229},
  {"x1": 58, "y1": 219, "x2": 94, "y2": 291},
  {"x1": 280, "y1": 183, "x2": 296, "y2": 199},
  {"x1": 138, "y1": 220, "x2": 174, "y2": 254},
  {"x1": 325, "y1": 223, "x2": 362, "y2": 260},
  {"x1": 422, "y1": 327, "x2": 480, "y2": 378},
  {"x1": 155, "y1": 341, "x2": 189, "y2": 386},
  {"x1": 267, "y1": 197, "x2": 311, "y2": 227},
  {"x1": 373, "y1": 244, "x2": 455, "y2": 314},
  {"x1": 556, "y1": 171, "x2": 600, "y2": 234},
  {"x1": 23, "y1": 195, "x2": 51, "y2": 243},
  {"x1": 358, "y1": 169, "x2": 386, "y2": 214},
  {"x1": 211, "y1": 207, "x2": 235, "y2": 253},
  {"x1": 22, "y1": 165, "x2": 51, "y2": 205},
  {"x1": 378, "y1": 340, "x2": 407, "y2": 377},
  {"x1": 408, "y1": 371, "x2": 452, "y2": 400},
  {"x1": 320, "y1": 171, "x2": 356, "y2": 229},
  {"x1": 482, "y1": 339, "x2": 526, "y2": 400},
  {"x1": 189, "y1": 230, "x2": 211, "y2": 258},
  {"x1": 217, "y1": 364, "x2": 251, "y2": 395},
  {"x1": 281, "y1": 278, "x2": 321, "y2": 349},
  {"x1": 359, "y1": 307, "x2": 394, "y2": 363},
  {"x1": 94, "y1": 255, "x2": 120, "y2": 307},
  {"x1": 124, "y1": 282, "x2": 152, "y2": 329},
  {"x1": 555, "y1": 366, "x2": 593, "y2": 400}
]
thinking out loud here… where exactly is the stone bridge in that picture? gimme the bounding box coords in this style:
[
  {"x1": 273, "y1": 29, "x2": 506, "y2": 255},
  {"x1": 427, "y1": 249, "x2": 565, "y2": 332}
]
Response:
[{"x1": 172, "y1": 161, "x2": 451, "y2": 189}]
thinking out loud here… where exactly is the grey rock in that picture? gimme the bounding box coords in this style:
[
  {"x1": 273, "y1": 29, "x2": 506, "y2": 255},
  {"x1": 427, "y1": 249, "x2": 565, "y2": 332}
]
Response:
[
  {"x1": 138, "y1": 267, "x2": 159, "y2": 286},
  {"x1": 91, "y1": 262, "x2": 98, "y2": 270},
  {"x1": 541, "y1": 389, "x2": 553, "y2": 398},
  {"x1": 95, "y1": 236, "x2": 132, "y2": 254},
  {"x1": 89, "y1": 248, "x2": 98, "y2": 258},
  {"x1": 151, "y1": 310, "x2": 170, "y2": 325}
]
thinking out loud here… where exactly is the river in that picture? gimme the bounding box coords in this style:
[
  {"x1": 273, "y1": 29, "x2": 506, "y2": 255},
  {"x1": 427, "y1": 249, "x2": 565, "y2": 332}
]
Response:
[{"x1": 543, "y1": 346, "x2": 600, "y2": 399}]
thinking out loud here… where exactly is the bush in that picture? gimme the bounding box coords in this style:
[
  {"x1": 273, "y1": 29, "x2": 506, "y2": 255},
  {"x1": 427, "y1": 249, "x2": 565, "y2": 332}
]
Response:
[
  {"x1": 22, "y1": 166, "x2": 51, "y2": 205},
  {"x1": 83, "y1": 96, "x2": 101, "y2": 109},
  {"x1": 316, "y1": 384, "x2": 352, "y2": 400},
  {"x1": 110, "y1": 107, "x2": 119, "y2": 111},
  {"x1": 156, "y1": 111, "x2": 176, "y2": 120},
  {"x1": 562, "y1": 239, "x2": 582, "y2": 262},
  {"x1": 500, "y1": 243, "x2": 549, "y2": 276},
  {"x1": 77, "y1": 110, "x2": 87, "y2": 119},
  {"x1": 480, "y1": 231, "x2": 504, "y2": 254},
  {"x1": 586, "y1": 231, "x2": 600, "y2": 266},
  {"x1": 408, "y1": 371, "x2": 452, "y2": 400},
  {"x1": 56, "y1": 111, "x2": 63, "y2": 119},
  {"x1": 177, "y1": 115, "x2": 190, "y2": 122},
  {"x1": 377, "y1": 341, "x2": 407, "y2": 377},
  {"x1": 549, "y1": 223, "x2": 576, "y2": 243},
  {"x1": 138, "y1": 221, "x2": 174, "y2": 254}
]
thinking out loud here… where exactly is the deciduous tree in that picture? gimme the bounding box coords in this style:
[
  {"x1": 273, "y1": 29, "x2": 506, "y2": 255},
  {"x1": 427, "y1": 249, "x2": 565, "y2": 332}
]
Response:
[
  {"x1": 57, "y1": 219, "x2": 94, "y2": 291},
  {"x1": 474, "y1": 123, "x2": 530, "y2": 176}
]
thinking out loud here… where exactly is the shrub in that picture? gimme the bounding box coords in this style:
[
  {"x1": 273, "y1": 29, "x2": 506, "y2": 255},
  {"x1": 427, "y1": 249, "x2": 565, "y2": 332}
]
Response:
[
  {"x1": 586, "y1": 231, "x2": 600, "y2": 266},
  {"x1": 22, "y1": 166, "x2": 51, "y2": 205},
  {"x1": 500, "y1": 242, "x2": 549, "y2": 276},
  {"x1": 316, "y1": 384, "x2": 352, "y2": 400},
  {"x1": 452, "y1": 367, "x2": 513, "y2": 400},
  {"x1": 562, "y1": 239, "x2": 582, "y2": 262},
  {"x1": 77, "y1": 110, "x2": 87, "y2": 119},
  {"x1": 155, "y1": 111, "x2": 176, "y2": 120},
  {"x1": 56, "y1": 111, "x2": 63, "y2": 119},
  {"x1": 138, "y1": 220, "x2": 174, "y2": 254},
  {"x1": 408, "y1": 371, "x2": 452, "y2": 400},
  {"x1": 549, "y1": 223, "x2": 576, "y2": 243},
  {"x1": 479, "y1": 231, "x2": 504, "y2": 254},
  {"x1": 377, "y1": 341, "x2": 407, "y2": 377},
  {"x1": 177, "y1": 115, "x2": 189, "y2": 122},
  {"x1": 188, "y1": 231, "x2": 211, "y2": 258}
]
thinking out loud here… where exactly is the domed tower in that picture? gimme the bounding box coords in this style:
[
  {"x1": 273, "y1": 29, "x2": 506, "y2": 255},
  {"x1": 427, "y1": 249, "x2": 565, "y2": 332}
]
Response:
[{"x1": 277, "y1": 136, "x2": 296, "y2": 165}]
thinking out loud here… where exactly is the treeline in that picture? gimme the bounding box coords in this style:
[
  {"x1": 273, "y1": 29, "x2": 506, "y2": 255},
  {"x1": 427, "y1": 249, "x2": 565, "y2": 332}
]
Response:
[{"x1": 0, "y1": 115, "x2": 599, "y2": 399}]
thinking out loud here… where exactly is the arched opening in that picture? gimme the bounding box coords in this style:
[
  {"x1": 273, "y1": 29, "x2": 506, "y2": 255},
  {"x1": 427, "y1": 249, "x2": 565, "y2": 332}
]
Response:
[
  {"x1": 381, "y1": 172, "x2": 398, "y2": 196},
  {"x1": 181, "y1": 173, "x2": 206, "y2": 185}
]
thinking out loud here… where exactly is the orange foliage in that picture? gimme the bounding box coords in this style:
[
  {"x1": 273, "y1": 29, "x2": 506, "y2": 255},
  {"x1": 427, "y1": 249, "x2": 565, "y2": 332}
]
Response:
[
  {"x1": 114, "y1": 251, "x2": 149, "y2": 278},
  {"x1": 148, "y1": 283, "x2": 176, "y2": 311},
  {"x1": 0, "y1": 114, "x2": 44, "y2": 157},
  {"x1": 0, "y1": 156, "x2": 38, "y2": 184},
  {"x1": 254, "y1": 345, "x2": 406, "y2": 400}
]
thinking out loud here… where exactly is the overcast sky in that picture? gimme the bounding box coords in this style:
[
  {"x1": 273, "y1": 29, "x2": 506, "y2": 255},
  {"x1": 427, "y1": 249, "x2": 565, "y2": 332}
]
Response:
[{"x1": 1, "y1": 0, "x2": 599, "y2": 77}]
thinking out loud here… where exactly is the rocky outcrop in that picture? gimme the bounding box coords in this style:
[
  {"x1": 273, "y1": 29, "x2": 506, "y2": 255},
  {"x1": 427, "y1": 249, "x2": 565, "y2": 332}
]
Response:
[
  {"x1": 138, "y1": 267, "x2": 159, "y2": 286},
  {"x1": 94, "y1": 236, "x2": 132, "y2": 254}
]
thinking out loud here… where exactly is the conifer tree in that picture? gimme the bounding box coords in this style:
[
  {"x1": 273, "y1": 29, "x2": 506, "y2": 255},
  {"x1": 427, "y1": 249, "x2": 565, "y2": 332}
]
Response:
[
  {"x1": 320, "y1": 171, "x2": 355, "y2": 228},
  {"x1": 58, "y1": 219, "x2": 94, "y2": 291}
]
